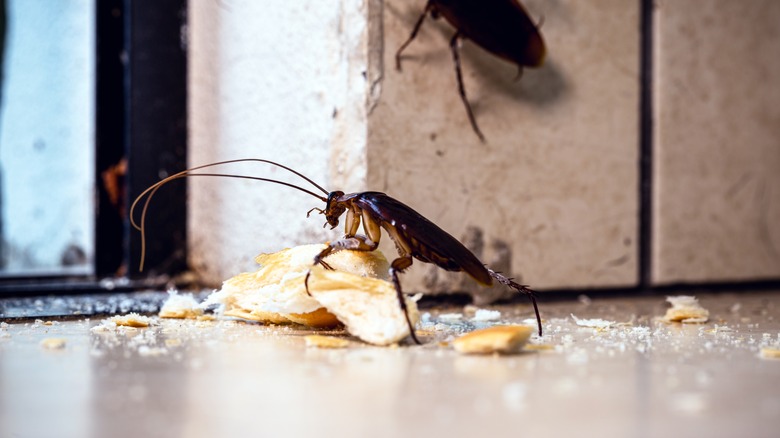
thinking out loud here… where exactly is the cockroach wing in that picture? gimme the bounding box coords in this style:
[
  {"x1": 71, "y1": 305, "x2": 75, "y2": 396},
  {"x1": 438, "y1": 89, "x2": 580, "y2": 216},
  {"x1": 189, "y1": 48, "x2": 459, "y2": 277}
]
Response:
[
  {"x1": 349, "y1": 192, "x2": 492, "y2": 286},
  {"x1": 435, "y1": 0, "x2": 546, "y2": 68}
]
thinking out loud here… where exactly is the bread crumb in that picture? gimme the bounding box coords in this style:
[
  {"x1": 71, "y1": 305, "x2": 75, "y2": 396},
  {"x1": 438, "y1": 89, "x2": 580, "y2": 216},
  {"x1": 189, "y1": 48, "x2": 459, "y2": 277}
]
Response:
[
  {"x1": 165, "y1": 338, "x2": 183, "y2": 348},
  {"x1": 760, "y1": 347, "x2": 780, "y2": 359},
  {"x1": 472, "y1": 309, "x2": 501, "y2": 322},
  {"x1": 524, "y1": 343, "x2": 556, "y2": 351},
  {"x1": 438, "y1": 313, "x2": 463, "y2": 322},
  {"x1": 159, "y1": 291, "x2": 203, "y2": 319},
  {"x1": 138, "y1": 345, "x2": 167, "y2": 357},
  {"x1": 40, "y1": 338, "x2": 67, "y2": 349},
  {"x1": 571, "y1": 314, "x2": 615, "y2": 329},
  {"x1": 304, "y1": 335, "x2": 350, "y2": 349},
  {"x1": 108, "y1": 313, "x2": 152, "y2": 327},
  {"x1": 453, "y1": 325, "x2": 533, "y2": 355},
  {"x1": 663, "y1": 296, "x2": 709, "y2": 323}
]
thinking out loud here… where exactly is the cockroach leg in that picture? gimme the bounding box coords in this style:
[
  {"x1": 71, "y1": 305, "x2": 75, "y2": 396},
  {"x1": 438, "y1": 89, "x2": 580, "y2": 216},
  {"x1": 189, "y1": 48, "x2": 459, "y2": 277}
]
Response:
[
  {"x1": 389, "y1": 255, "x2": 421, "y2": 345},
  {"x1": 304, "y1": 235, "x2": 377, "y2": 297},
  {"x1": 449, "y1": 32, "x2": 486, "y2": 143},
  {"x1": 307, "y1": 207, "x2": 324, "y2": 217},
  {"x1": 486, "y1": 267, "x2": 543, "y2": 336},
  {"x1": 395, "y1": 0, "x2": 434, "y2": 71}
]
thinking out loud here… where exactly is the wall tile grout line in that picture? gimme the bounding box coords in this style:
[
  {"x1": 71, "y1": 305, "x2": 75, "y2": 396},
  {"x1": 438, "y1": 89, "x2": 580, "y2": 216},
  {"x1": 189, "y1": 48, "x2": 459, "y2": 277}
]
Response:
[{"x1": 638, "y1": 0, "x2": 655, "y2": 290}]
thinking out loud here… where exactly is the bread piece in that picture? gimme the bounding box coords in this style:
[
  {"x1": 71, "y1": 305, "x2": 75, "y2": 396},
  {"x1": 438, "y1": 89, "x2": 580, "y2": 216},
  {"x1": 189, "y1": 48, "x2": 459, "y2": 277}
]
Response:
[
  {"x1": 306, "y1": 266, "x2": 419, "y2": 346},
  {"x1": 453, "y1": 325, "x2": 533, "y2": 354},
  {"x1": 205, "y1": 244, "x2": 418, "y2": 345},
  {"x1": 662, "y1": 296, "x2": 710, "y2": 323},
  {"x1": 159, "y1": 291, "x2": 204, "y2": 319},
  {"x1": 204, "y1": 244, "x2": 390, "y2": 329}
]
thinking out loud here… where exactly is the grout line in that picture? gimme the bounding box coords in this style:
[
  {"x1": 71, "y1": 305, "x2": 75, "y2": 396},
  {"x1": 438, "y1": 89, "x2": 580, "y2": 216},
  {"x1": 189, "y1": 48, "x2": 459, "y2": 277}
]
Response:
[{"x1": 638, "y1": 0, "x2": 655, "y2": 290}]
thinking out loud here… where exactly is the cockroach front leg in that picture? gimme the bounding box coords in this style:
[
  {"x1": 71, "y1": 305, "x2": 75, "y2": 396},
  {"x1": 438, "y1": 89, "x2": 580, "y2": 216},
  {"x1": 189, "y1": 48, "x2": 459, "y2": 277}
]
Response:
[
  {"x1": 313, "y1": 235, "x2": 379, "y2": 266},
  {"x1": 304, "y1": 234, "x2": 379, "y2": 295},
  {"x1": 388, "y1": 255, "x2": 422, "y2": 345}
]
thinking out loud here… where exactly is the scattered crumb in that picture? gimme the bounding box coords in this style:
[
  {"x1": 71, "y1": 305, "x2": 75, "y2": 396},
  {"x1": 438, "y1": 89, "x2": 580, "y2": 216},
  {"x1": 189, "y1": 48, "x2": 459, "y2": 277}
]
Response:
[
  {"x1": 164, "y1": 338, "x2": 183, "y2": 348},
  {"x1": 524, "y1": 343, "x2": 556, "y2": 351},
  {"x1": 453, "y1": 325, "x2": 533, "y2": 355},
  {"x1": 40, "y1": 338, "x2": 67, "y2": 349},
  {"x1": 571, "y1": 314, "x2": 615, "y2": 329},
  {"x1": 304, "y1": 335, "x2": 350, "y2": 349},
  {"x1": 438, "y1": 313, "x2": 463, "y2": 322},
  {"x1": 197, "y1": 314, "x2": 216, "y2": 321},
  {"x1": 472, "y1": 309, "x2": 501, "y2": 322},
  {"x1": 522, "y1": 318, "x2": 541, "y2": 327},
  {"x1": 138, "y1": 345, "x2": 168, "y2": 357},
  {"x1": 92, "y1": 313, "x2": 153, "y2": 333},
  {"x1": 663, "y1": 296, "x2": 709, "y2": 323},
  {"x1": 413, "y1": 328, "x2": 436, "y2": 337},
  {"x1": 159, "y1": 291, "x2": 203, "y2": 319},
  {"x1": 760, "y1": 347, "x2": 780, "y2": 360},
  {"x1": 90, "y1": 321, "x2": 117, "y2": 333},
  {"x1": 108, "y1": 313, "x2": 153, "y2": 328}
]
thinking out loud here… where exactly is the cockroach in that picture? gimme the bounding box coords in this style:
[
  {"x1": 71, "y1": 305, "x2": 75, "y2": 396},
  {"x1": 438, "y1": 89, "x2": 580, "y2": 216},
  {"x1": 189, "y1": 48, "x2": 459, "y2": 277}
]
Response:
[
  {"x1": 396, "y1": 0, "x2": 546, "y2": 142},
  {"x1": 131, "y1": 159, "x2": 542, "y2": 344}
]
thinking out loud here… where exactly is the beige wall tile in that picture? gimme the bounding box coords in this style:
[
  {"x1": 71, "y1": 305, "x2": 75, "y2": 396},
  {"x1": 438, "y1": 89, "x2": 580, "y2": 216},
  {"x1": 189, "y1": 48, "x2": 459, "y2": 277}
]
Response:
[
  {"x1": 654, "y1": 0, "x2": 780, "y2": 283},
  {"x1": 366, "y1": 0, "x2": 640, "y2": 294}
]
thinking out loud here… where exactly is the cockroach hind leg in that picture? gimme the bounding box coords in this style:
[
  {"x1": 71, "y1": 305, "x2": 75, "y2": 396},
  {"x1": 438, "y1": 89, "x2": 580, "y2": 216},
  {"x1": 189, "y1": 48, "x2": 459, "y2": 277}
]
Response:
[{"x1": 486, "y1": 267, "x2": 543, "y2": 337}]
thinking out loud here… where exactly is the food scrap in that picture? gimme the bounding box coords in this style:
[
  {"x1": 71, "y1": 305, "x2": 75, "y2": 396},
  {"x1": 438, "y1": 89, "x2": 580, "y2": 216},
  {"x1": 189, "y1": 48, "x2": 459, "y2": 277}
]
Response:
[
  {"x1": 304, "y1": 335, "x2": 350, "y2": 349},
  {"x1": 571, "y1": 314, "x2": 615, "y2": 329},
  {"x1": 306, "y1": 266, "x2": 420, "y2": 346},
  {"x1": 39, "y1": 338, "x2": 67, "y2": 349},
  {"x1": 452, "y1": 325, "x2": 533, "y2": 355},
  {"x1": 472, "y1": 309, "x2": 502, "y2": 322},
  {"x1": 760, "y1": 347, "x2": 780, "y2": 360},
  {"x1": 159, "y1": 291, "x2": 203, "y2": 319},
  {"x1": 662, "y1": 296, "x2": 710, "y2": 324},
  {"x1": 108, "y1": 313, "x2": 153, "y2": 327},
  {"x1": 203, "y1": 244, "x2": 419, "y2": 346},
  {"x1": 91, "y1": 313, "x2": 153, "y2": 333}
]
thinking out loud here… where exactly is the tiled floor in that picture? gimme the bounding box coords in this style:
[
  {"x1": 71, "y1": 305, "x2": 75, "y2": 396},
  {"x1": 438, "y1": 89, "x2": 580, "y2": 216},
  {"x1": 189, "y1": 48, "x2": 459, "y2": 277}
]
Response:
[{"x1": 1, "y1": 292, "x2": 779, "y2": 438}]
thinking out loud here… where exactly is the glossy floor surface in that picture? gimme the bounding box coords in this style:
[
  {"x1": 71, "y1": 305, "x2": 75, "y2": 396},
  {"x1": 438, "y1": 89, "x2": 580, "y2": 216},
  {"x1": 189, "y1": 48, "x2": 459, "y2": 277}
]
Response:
[{"x1": 1, "y1": 292, "x2": 779, "y2": 438}]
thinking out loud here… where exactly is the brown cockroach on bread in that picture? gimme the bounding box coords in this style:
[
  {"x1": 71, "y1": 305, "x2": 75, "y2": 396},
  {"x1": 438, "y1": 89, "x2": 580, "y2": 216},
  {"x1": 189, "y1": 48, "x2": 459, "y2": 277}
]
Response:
[{"x1": 131, "y1": 158, "x2": 542, "y2": 344}]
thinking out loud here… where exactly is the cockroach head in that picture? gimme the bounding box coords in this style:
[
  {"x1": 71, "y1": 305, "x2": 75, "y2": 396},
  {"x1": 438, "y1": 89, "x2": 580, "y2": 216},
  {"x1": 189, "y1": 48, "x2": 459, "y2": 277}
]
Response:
[{"x1": 323, "y1": 191, "x2": 346, "y2": 229}]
